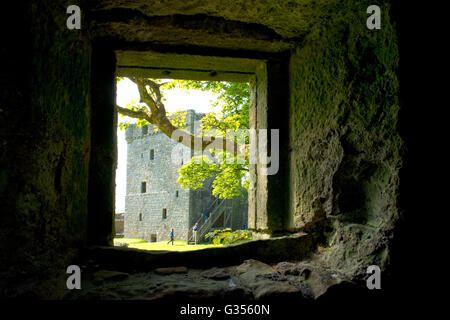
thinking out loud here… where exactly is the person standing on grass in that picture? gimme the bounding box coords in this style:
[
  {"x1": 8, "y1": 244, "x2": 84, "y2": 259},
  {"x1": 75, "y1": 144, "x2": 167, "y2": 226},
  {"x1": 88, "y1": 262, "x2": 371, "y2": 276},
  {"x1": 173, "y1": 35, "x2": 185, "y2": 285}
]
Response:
[
  {"x1": 167, "y1": 228, "x2": 174, "y2": 245},
  {"x1": 193, "y1": 223, "x2": 198, "y2": 245}
]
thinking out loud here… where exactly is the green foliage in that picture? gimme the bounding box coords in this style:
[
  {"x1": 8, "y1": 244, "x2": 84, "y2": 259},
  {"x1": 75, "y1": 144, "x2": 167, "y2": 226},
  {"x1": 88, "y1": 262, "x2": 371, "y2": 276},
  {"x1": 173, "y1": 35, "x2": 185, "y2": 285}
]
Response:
[
  {"x1": 211, "y1": 158, "x2": 248, "y2": 199},
  {"x1": 167, "y1": 109, "x2": 188, "y2": 130},
  {"x1": 169, "y1": 80, "x2": 250, "y2": 199},
  {"x1": 177, "y1": 151, "x2": 248, "y2": 199},
  {"x1": 165, "y1": 80, "x2": 250, "y2": 131},
  {"x1": 117, "y1": 98, "x2": 147, "y2": 129},
  {"x1": 204, "y1": 228, "x2": 252, "y2": 245},
  {"x1": 177, "y1": 155, "x2": 221, "y2": 189},
  {"x1": 119, "y1": 122, "x2": 130, "y2": 130}
]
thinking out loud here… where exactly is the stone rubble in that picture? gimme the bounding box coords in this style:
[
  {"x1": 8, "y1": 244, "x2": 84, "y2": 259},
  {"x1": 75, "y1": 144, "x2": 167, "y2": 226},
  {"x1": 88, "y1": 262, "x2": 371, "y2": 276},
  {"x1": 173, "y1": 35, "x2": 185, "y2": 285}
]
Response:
[{"x1": 65, "y1": 259, "x2": 359, "y2": 301}]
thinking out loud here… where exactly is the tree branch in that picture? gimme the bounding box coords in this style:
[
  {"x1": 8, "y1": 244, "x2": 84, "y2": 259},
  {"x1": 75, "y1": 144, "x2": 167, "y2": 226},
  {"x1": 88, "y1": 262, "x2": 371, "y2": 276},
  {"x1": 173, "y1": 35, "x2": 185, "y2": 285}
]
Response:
[
  {"x1": 116, "y1": 105, "x2": 153, "y2": 123},
  {"x1": 119, "y1": 78, "x2": 247, "y2": 157}
]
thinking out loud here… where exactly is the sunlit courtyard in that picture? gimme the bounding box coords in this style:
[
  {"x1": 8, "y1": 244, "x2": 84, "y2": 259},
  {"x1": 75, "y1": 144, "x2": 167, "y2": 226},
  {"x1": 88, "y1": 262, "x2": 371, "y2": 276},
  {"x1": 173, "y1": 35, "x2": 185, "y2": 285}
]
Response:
[{"x1": 113, "y1": 238, "x2": 223, "y2": 252}]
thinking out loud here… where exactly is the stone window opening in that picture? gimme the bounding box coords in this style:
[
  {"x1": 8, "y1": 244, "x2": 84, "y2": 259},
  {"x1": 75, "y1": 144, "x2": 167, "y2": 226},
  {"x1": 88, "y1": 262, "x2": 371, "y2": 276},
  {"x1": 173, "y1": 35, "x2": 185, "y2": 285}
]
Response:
[
  {"x1": 139, "y1": 213, "x2": 142, "y2": 221},
  {"x1": 141, "y1": 181, "x2": 146, "y2": 193},
  {"x1": 102, "y1": 50, "x2": 288, "y2": 249},
  {"x1": 175, "y1": 190, "x2": 179, "y2": 198},
  {"x1": 142, "y1": 125, "x2": 148, "y2": 135},
  {"x1": 150, "y1": 149, "x2": 154, "y2": 160}
]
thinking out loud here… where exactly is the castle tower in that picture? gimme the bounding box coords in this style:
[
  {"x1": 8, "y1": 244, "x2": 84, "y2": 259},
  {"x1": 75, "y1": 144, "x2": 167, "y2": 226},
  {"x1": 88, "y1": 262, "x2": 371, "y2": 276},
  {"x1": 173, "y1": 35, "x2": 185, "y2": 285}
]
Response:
[{"x1": 123, "y1": 110, "x2": 215, "y2": 242}]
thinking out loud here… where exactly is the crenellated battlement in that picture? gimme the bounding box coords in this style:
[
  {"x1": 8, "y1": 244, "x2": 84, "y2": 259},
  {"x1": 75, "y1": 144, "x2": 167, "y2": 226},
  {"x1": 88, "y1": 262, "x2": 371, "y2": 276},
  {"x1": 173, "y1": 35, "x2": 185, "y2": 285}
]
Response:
[{"x1": 125, "y1": 109, "x2": 206, "y2": 143}]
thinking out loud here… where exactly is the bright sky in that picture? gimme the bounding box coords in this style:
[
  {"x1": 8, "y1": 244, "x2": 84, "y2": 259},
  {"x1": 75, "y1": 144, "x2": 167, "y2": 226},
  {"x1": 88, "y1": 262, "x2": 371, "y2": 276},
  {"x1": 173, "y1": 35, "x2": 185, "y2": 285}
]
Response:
[{"x1": 115, "y1": 78, "x2": 220, "y2": 212}]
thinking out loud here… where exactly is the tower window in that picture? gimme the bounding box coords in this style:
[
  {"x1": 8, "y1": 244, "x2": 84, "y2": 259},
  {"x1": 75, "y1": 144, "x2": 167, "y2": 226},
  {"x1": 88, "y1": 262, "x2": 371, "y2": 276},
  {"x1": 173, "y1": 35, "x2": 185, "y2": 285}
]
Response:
[
  {"x1": 150, "y1": 149, "x2": 154, "y2": 160},
  {"x1": 141, "y1": 181, "x2": 146, "y2": 193},
  {"x1": 175, "y1": 190, "x2": 179, "y2": 198},
  {"x1": 139, "y1": 213, "x2": 142, "y2": 221},
  {"x1": 162, "y1": 208, "x2": 167, "y2": 219},
  {"x1": 142, "y1": 126, "x2": 148, "y2": 135}
]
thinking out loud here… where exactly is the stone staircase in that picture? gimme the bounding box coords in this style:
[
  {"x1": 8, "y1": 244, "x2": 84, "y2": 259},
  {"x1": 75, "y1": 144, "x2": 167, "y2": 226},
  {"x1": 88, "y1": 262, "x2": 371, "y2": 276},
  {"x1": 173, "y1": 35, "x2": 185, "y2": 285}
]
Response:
[{"x1": 187, "y1": 197, "x2": 229, "y2": 244}]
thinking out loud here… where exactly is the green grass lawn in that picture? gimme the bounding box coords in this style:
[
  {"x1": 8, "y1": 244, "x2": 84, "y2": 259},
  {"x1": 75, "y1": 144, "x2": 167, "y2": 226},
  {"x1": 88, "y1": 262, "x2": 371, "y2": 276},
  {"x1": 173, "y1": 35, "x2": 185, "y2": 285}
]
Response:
[{"x1": 113, "y1": 238, "x2": 221, "y2": 251}]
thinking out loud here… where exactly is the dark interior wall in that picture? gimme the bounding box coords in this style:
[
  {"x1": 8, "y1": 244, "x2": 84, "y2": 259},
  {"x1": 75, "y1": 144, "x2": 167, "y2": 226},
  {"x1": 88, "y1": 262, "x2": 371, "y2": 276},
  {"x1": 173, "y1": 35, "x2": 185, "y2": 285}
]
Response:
[
  {"x1": 248, "y1": 59, "x2": 290, "y2": 233},
  {"x1": 0, "y1": 0, "x2": 92, "y2": 297},
  {"x1": 88, "y1": 43, "x2": 117, "y2": 246},
  {"x1": 266, "y1": 59, "x2": 290, "y2": 232},
  {"x1": 288, "y1": 0, "x2": 403, "y2": 278}
]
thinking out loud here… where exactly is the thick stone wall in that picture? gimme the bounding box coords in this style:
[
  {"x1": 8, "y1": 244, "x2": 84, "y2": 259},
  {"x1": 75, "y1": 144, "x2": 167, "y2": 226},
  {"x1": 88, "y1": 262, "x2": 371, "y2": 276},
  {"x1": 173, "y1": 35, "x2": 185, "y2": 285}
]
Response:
[
  {"x1": 88, "y1": 44, "x2": 117, "y2": 246},
  {"x1": 0, "y1": 0, "x2": 92, "y2": 297},
  {"x1": 288, "y1": 0, "x2": 403, "y2": 279},
  {"x1": 230, "y1": 193, "x2": 249, "y2": 230},
  {"x1": 0, "y1": 0, "x2": 408, "y2": 299}
]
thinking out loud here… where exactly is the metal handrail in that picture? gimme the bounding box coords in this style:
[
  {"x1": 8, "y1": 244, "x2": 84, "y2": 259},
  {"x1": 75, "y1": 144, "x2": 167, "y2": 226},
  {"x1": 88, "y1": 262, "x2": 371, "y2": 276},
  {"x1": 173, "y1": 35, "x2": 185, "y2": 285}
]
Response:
[
  {"x1": 197, "y1": 199, "x2": 226, "y2": 237},
  {"x1": 188, "y1": 197, "x2": 226, "y2": 243}
]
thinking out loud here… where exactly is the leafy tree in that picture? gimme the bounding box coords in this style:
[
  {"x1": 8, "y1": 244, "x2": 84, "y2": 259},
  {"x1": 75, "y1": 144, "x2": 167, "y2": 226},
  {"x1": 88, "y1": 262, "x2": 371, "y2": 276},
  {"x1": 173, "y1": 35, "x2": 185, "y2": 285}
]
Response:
[
  {"x1": 165, "y1": 80, "x2": 250, "y2": 132},
  {"x1": 117, "y1": 78, "x2": 250, "y2": 199},
  {"x1": 204, "y1": 228, "x2": 252, "y2": 245}
]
